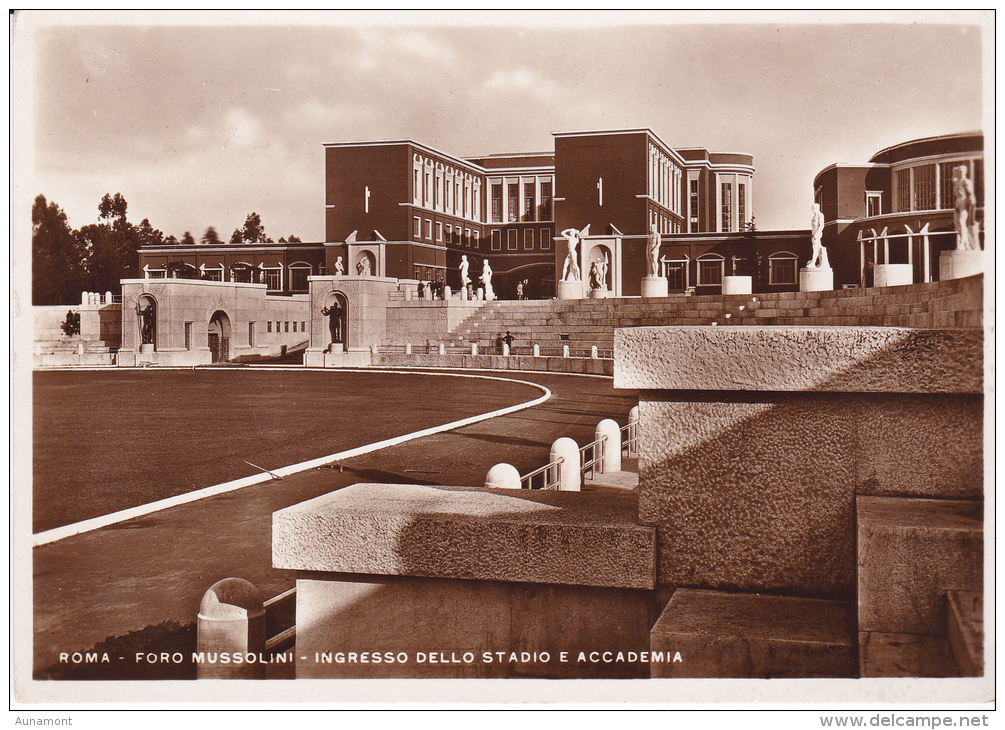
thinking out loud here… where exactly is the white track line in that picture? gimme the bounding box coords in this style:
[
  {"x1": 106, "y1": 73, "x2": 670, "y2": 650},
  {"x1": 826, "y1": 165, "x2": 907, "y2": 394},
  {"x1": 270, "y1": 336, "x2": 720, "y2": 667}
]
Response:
[{"x1": 33, "y1": 371, "x2": 551, "y2": 547}]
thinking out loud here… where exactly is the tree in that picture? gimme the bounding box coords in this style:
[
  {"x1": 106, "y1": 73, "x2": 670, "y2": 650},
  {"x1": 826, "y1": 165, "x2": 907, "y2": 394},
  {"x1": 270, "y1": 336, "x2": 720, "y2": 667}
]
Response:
[
  {"x1": 136, "y1": 218, "x2": 164, "y2": 248},
  {"x1": 287, "y1": 235, "x2": 302, "y2": 243},
  {"x1": 32, "y1": 194, "x2": 86, "y2": 305},
  {"x1": 79, "y1": 193, "x2": 141, "y2": 295},
  {"x1": 164, "y1": 235, "x2": 179, "y2": 246},
  {"x1": 181, "y1": 231, "x2": 196, "y2": 247},
  {"x1": 230, "y1": 228, "x2": 243, "y2": 244},
  {"x1": 98, "y1": 193, "x2": 128, "y2": 223},
  {"x1": 241, "y1": 212, "x2": 269, "y2": 243},
  {"x1": 201, "y1": 226, "x2": 221, "y2": 245}
]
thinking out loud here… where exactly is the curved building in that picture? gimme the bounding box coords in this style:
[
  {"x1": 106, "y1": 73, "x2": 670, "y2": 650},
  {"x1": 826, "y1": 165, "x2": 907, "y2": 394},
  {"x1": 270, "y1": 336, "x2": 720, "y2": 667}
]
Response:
[{"x1": 813, "y1": 132, "x2": 984, "y2": 287}]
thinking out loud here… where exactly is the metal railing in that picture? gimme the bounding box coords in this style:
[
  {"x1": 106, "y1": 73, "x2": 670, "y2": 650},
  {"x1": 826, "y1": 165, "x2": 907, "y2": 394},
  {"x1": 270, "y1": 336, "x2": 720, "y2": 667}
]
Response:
[
  {"x1": 580, "y1": 435, "x2": 607, "y2": 480},
  {"x1": 376, "y1": 343, "x2": 614, "y2": 359},
  {"x1": 520, "y1": 456, "x2": 563, "y2": 491},
  {"x1": 620, "y1": 420, "x2": 638, "y2": 457}
]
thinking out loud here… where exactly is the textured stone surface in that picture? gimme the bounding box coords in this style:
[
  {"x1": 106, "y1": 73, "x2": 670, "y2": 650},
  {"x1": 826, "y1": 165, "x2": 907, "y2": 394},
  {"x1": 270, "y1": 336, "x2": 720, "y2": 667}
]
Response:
[
  {"x1": 857, "y1": 496, "x2": 983, "y2": 636},
  {"x1": 295, "y1": 573, "x2": 656, "y2": 679},
  {"x1": 637, "y1": 392, "x2": 982, "y2": 596},
  {"x1": 947, "y1": 590, "x2": 984, "y2": 677},
  {"x1": 615, "y1": 326, "x2": 983, "y2": 393},
  {"x1": 859, "y1": 632, "x2": 958, "y2": 678},
  {"x1": 274, "y1": 483, "x2": 656, "y2": 589},
  {"x1": 650, "y1": 589, "x2": 856, "y2": 678}
]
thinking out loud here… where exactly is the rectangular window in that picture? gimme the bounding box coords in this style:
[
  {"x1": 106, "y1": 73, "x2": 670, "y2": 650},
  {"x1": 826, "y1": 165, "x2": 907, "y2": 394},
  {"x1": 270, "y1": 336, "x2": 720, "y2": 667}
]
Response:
[
  {"x1": 541, "y1": 228, "x2": 551, "y2": 250},
  {"x1": 507, "y1": 229, "x2": 517, "y2": 250},
  {"x1": 445, "y1": 224, "x2": 453, "y2": 245},
  {"x1": 292, "y1": 321, "x2": 297, "y2": 333},
  {"x1": 414, "y1": 169, "x2": 420, "y2": 203},
  {"x1": 185, "y1": 322, "x2": 193, "y2": 349},
  {"x1": 435, "y1": 221, "x2": 443, "y2": 242},
  {"x1": 473, "y1": 230, "x2": 480, "y2": 249},
  {"x1": 699, "y1": 259, "x2": 723, "y2": 286},
  {"x1": 424, "y1": 171, "x2": 431, "y2": 207},
  {"x1": 770, "y1": 256, "x2": 798, "y2": 285},
  {"x1": 289, "y1": 267, "x2": 309, "y2": 292},
  {"x1": 913, "y1": 164, "x2": 936, "y2": 211},
  {"x1": 974, "y1": 159, "x2": 984, "y2": 207},
  {"x1": 491, "y1": 230, "x2": 502, "y2": 251},
  {"x1": 413, "y1": 216, "x2": 421, "y2": 238},
  {"x1": 866, "y1": 192, "x2": 882, "y2": 218},
  {"x1": 666, "y1": 262, "x2": 687, "y2": 291},
  {"x1": 264, "y1": 268, "x2": 281, "y2": 291},
  {"x1": 507, "y1": 183, "x2": 519, "y2": 222},
  {"x1": 266, "y1": 321, "x2": 272, "y2": 333},
  {"x1": 539, "y1": 182, "x2": 553, "y2": 220},
  {"x1": 465, "y1": 228, "x2": 471, "y2": 247},
  {"x1": 491, "y1": 184, "x2": 503, "y2": 222},
  {"x1": 896, "y1": 169, "x2": 911, "y2": 212},
  {"x1": 434, "y1": 173, "x2": 441, "y2": 209},
  {"x1": 424, "y1": 219, "x2": 432, "y2": 240},
  {"x1": 205, "y1": 268, "x2": 223, "y2": 282},
  {"x1": 248, "y1": 323, "x2": 255, "y2": 347},
  {"x1": 721, "y1": 182, "x2": 732, "y2": 232},
  {"x1": 738, "y1": 184, "x2": 746, "y2": 230},
  {"x1": 284, "y1": 321, "x2": 289, "y2": 333},
  {"x1": 523, "y1": 181, "x2": 536, "y2": 222},
  {"x1": 524, "y1": 229, "x2": 534, "y2": 250},
  {"x1": 690, "y1": 180, "x2": 699, "y2": 230},
  {"x1": 301, "y1": 321, "x2": 305, "y2": 332}
]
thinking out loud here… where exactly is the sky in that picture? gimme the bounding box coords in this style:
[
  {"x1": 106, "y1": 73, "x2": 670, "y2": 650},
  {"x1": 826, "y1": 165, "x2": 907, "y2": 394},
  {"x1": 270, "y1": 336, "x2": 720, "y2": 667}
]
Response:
[{"x1": 17, "y1": 11, "x2": 989, "y2": 243}]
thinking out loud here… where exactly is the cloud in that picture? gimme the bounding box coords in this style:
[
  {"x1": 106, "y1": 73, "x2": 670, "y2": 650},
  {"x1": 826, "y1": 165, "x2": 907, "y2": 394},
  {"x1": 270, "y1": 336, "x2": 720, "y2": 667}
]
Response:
[{"x1": 223, "y1": 107, "x2": 261, "y2": 149}]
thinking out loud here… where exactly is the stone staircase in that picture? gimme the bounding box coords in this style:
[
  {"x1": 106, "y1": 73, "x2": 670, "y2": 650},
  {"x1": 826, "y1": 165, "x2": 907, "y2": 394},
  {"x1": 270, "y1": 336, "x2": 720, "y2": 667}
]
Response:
[{"x1": 441, "y1": 275, "x2": 983, "y2": 355}]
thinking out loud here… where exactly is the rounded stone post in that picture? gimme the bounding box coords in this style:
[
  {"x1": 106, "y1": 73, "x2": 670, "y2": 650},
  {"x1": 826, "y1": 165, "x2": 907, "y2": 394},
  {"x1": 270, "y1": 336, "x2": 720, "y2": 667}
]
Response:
[
  {"x1": 443, "y1": 285, "x2": 451, "y2": 300},
  {"x1": 104, "y1": 291, "x2": 113, "y2": 304},
  {"x1": 533, "y1": 343, "x2": 540, "y2": 357},
  {"x1": 485, "y1": 463, "x2": 521, "y2": 489},
  {"x1": 551, "y1": 437, "x2": 580, "y2": 492},
  {"x1": 502, "y1": 343, "x2": 510, "y2": 356},
  {"x1": 562, "y1": 344, "x2": 570, "y2": 358},
  {"x1": 438, "y1": 343, "x2": 446, "y2": 355},
  {"x1": 595, "y1": 419, "x2": 621, "y2": 473},
  {"x1": 405, "y1": 342, "x2": 412, "y2": 355},
  {"x1": 81, "y1": 291, "x2": 89, "y2": 306},
  {"x1": 197, "y1": 578, "x2": 266, "y2": 679},
  {"x1": 591, "y1": 345, "x2": 598, "y2": 359},
  {"x1": 370, "y1": 343, "x2": 378, "y2": 356},
  {"x1": 471, "y1": 343, "x2": 478, "y2": 356}
]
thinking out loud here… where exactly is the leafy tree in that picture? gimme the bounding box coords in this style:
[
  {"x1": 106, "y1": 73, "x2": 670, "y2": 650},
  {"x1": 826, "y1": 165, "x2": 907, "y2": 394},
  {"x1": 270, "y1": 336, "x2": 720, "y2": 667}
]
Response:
[
  {"x1": 136, "y1": 218, "x2": 164, "y2": 248},
  {"x1": 287, "y1": 235, "x2": 302, "y2": 243},
  {"x1": 98, "y1": 192, "x2": 128, "y2": 223},
  {"x1": 32, "y1": 194, "x2": 86, "y2": 305},
  {"x1": 164, "y1": 235, "x2": 179, "y2": 246},
  {"x1": 79, "y1": 192, "x2": 141, "y2": 295},
  {"x1": 201, "y1": 226, "x2": 221, "y2": 245},
  {"x1": 230, "y1": 228, "x2": 243, "y2": 244},
  {"x1": 181, "y1": 231, "x2": 196, "y2": 247},
  {"x1": 240, "y1": 212, "x2": 270, "y2": 243}
]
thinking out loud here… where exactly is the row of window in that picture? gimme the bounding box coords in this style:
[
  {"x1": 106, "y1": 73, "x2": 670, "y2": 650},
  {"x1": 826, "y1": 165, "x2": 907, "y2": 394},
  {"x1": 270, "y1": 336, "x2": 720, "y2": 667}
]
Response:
[
  {"x1": 720, "y1": 181, "x2": 748, "y2": 232},
  {"x1": 893, "y1": 158, "x2": 984, "y2": 214},
  {"x1": 145, "y1": 263, "x2": 315, "y2": 291},
  {"x1": 265, "y1": 320, "x2": 307, "y2": 333},
  {"x1": 489, "y1": 178, "x2": 554, "y2": 224},
  {"x1": 648, "y1": 143, "x2": 683, "y2": 216},
  {"x1": 412, "y1": 216, "x2": 482, "y2": 248},
  {"x1": 413, "y1": 154, "x2": 483, "y2": 222},
  {"x1": 661, "y1": 252, "x2": 799, "y2": 288},
  {"x1": 489, "y1": 228, "x2": 553, "y2": 252}
]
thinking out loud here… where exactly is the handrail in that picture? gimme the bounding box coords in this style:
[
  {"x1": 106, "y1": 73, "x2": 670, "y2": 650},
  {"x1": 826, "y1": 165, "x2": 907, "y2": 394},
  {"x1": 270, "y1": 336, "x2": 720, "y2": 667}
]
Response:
[
  {"x1": 620, "y1": 421, "x2": 638, "y2": 456},
  {"x1": 580, "y1": 435, "x2": 606, "y2": 480},
  {"x1": 520, "y1": 456, "x2": 563, "y2": 491}
]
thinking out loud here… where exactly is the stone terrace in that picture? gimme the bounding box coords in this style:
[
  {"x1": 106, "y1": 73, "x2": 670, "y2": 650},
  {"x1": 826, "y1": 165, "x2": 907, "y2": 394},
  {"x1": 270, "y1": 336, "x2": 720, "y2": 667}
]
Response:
[{"x1": 429, "y1": 275, "x2": 983, "y2": 356}]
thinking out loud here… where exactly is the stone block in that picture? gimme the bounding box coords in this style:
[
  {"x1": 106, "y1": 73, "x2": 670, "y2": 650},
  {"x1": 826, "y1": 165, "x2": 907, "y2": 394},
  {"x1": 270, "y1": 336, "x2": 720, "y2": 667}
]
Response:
[
  {"x1": 274, "y1": 483, "x2": 656, "y2": 590},
  {"x1": 857, "y1": 496, "x2": 983, "y2": 635},
  {"x1": 859, "y1": 632, "x2": 958, "y2": 678},
  {"x1": 947, "y1": 590, "x2": 983, "y2": 677},
  {"x1": 650, "y1": 589, "x2": 856, "y2": 678}
]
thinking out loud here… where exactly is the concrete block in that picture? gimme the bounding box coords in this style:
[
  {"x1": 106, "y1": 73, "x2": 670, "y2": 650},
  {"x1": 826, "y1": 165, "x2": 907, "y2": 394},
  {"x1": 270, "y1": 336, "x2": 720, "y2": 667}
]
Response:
[
  {"x1": 650, "y1": 589, "x2": 856, "y2": 678},
  {"x1": 858, "y1": 632, "x2": 957, "y2": 678},
  {"x1": 274, "y1": 483, "x2": 656, "y2": 589},
  {"x1": 947, "y1": 590, "x2": 983, "y2": 676},
  {"x1": 857, "y1": 496, "x2": 983, "y2": 635}
]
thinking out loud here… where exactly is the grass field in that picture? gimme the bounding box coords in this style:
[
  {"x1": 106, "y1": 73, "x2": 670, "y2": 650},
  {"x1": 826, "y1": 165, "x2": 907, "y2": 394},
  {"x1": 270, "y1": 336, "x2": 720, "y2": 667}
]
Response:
[{"x1": 32, "y1": 369, "x2": 542, "y2": 533}]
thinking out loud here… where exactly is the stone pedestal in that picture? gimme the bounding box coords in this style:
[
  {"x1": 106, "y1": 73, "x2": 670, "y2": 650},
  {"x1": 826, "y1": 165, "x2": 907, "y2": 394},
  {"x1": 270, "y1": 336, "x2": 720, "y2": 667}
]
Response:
[
  {"x1": 139, "y1": 343, "x2": 154, "y2": 354},
  {"x1": 799, "y1": 267, "x2": 833, "y2": 292},
  {"x1": 722, "y1": 275, "x2": 752, "y2": 295},
  {"x1": 873, "y1": 264, "x2": 913, "y2": 288},
  {"x1": 556, "y1": 279, "x2": 584, "y2": 300},
  {"x1": 940, "y1": 250, "x2": 983, "y2": 281},
  {"x1": 588, "y1": 288, "x2": 612, "y2": 299},
  {"x1": 640, "y1": 276, "x2": 668, "y2": 298}
]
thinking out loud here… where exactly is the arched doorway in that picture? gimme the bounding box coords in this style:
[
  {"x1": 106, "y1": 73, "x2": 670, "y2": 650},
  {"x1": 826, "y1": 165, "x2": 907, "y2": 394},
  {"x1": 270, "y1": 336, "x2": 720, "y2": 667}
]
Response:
[
  {"x1": 208, "y1": 310, "x2": 232, "y2": 363},
  {"x1": 321, "y1": 291, "x2": 349, "y2": 353}
]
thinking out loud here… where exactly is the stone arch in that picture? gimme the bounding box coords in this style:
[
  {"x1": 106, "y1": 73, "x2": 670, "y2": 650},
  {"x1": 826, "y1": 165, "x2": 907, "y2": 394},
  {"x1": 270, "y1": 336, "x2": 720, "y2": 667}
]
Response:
[
  {"x1": 136, "y1": 293, "x2": 158, "y2": 350},
  {"x1": 208, "y1": 310, "x2": 232, "y2": 362},
  {"x1": 588, "y1": 243, "x2": 613, "y2": 291},
  {"x1": 321, "y1": 290, "x2": 349, "y2": 353},
  {"x1": 354, "y1": 249, "x2": 376, "y2": 276}
]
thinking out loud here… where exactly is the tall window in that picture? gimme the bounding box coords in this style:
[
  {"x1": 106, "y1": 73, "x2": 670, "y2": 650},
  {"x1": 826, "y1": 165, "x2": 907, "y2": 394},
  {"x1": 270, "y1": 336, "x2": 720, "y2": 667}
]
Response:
[
  {"x1": 424, "y1": 219, "x2": 432, "y2": 240},
  {"x1": 424, "y1": 171, "x2": 432, "y2": 207},
  {"x1": 540, "y1": 228, "x2": 551, "y2": 250},
  {"x1": 491, "y1": 184, "x2": 503, "y2": 222},
  {"x1": 896, "y1": 169, "x2": 911, "y2": 212},
  {"x1": 524, "y1": 229, "x2": 534, "y2": 250},
  {"x1": 249, "y1": 322, "x2": 256, "y2": 347},
  {"x1": 473, "y1": 230, "x2": 480, "y2": 249},
  {"x1": 289, "y1": 265, "x2": 311, "y2": 292},
  {"x1": 698, "y1": 254, "x2": 724, "y2": 286},
  {"x1": 507, "y1": 183, "x2": 519, "y2": 223},
  {"x1": 435, "y1": 221, "x2": 443, "y2": 242},
  {"x1": 769, "y1": 252, "x2": 798, "y2": 285},
  {"x1": 866, "y1": 192, "x2": 882, "y2": 218},
  {"x1": 414, "y1": 216, "x2": 421, "y2": 238},
  {"x1": 721, "y1": 183, "x2": 732, "y2": 232},
  {"x1": 491, "y1": 230, "x2": 502, "y2": 251},
  {"x1": 539, "y1": 182, "x2": 553, "y2": 220},
  {"x1": 523, "y1": 181, "x2": 536, "y2": 222},
  {"x1": 939, "y1": 162, "x2": 956, "y2": 209},
  {"x1": 974, "y1": 159, "x2": 984, "y2": 207},
  {"x1": 507, "y1": 229, "x2": 517, "y2": 250},
  {"x1": 738, "y1": 184, "x2": 746, "y2": 230},
  {"x1": 263, "y1": 267, "x2": 282, "y2": 291},
  {"x1": 913, "y1": 164, "x2": 936, "y2": 210},
  {"x1": 690, "y1": 180, "x2": 699, "y2": 230}
]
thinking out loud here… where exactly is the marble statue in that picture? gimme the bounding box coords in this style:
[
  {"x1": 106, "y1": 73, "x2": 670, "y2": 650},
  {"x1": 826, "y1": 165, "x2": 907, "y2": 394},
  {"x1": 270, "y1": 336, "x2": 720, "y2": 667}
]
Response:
[
  {"x1": 953, "y1": 165, "x2": 980, "y2": 250},
  {"x1": 481, "y1": 260, "x2": 494, "y2": 301},
  {"x1": 560, "y1": 228, "x2": 583, "y2": 282},
  {"x1": 459, "y1": 255, "x2": 470, "y2": 288},
  {"x1": 590, "y1": 251, "x2": 610, "y2": 290},
  {"x1": 647, "y1": 224, "x2": 661, "y2": 277},
  {"x1": 136, "y1": 301, "x2": 155, "y2": 344},
  {"x1": 356, "y1": 256, "x2": 371, "y2": 276},
  {"x1": 334, "y1": 256, "x2": 344, "y2": 276},
  {"x1": 806, "y1": 203, "x2": 829, "y2": 269},
  {"x1": 322, "y1": 300, "x2": 343, "y2": 349}
]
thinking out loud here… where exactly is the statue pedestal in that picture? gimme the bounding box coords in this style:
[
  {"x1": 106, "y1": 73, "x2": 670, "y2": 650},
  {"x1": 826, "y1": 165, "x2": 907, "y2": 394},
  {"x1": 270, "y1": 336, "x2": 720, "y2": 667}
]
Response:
[
  {"x1": 939, "y1": 250, "x2": 983, "y2": 281},
  {"x1": 640, "y1": 276, "x2": 669, "y2": 298},
  {"x1": 799, "y1": 267, "x2": 833, "y2": 292},
  {"x1": 722, "y1": 275, "x2": 752, "y2": 295},
  {"x1": 588, "y1": 288, "x2": 612, "y2": 299},
  {"x1": 873, "y1": 264, "x2": 913, "y2": 288},
  {"x1": 139, "y1": 343, "x2": 155, "y2": 354},
  {"x1": 556, "y1": 279, "x2": 584, "y2": 300}
]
